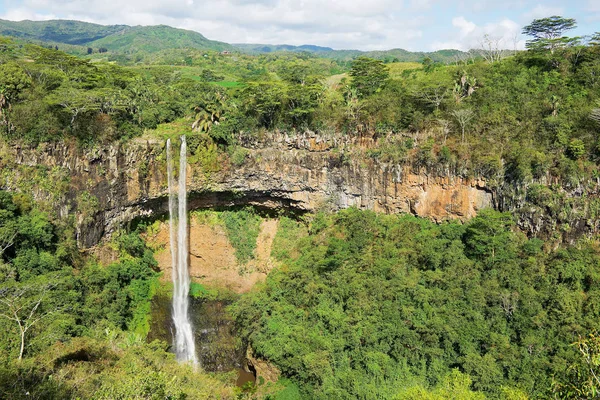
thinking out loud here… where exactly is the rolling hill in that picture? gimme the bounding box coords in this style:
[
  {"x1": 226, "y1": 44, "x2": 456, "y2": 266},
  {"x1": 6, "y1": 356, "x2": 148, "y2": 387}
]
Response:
[
  {"x1": 0, "y1": 19, "x2": 234, "y2": 53},
  {"x1": 0, "y1": 18, "x2": 464, "y2": 63},
  {"x1": 232, "y1": 43, "x2": 467, "y2": 63},
  {"x1": 0, "y1": 19, "x2": 127, "y2": 45}
]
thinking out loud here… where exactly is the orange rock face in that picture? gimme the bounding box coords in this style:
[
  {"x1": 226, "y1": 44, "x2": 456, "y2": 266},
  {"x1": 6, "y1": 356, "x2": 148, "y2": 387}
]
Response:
[{"x1": 149, "y1": 218, "x2": 278, "y2": 293}]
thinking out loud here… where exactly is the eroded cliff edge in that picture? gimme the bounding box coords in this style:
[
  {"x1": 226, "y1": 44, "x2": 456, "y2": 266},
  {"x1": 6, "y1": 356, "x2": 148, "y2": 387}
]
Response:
[{"x1": 0, "y1": 131, "x2": 522, "y2": 248}]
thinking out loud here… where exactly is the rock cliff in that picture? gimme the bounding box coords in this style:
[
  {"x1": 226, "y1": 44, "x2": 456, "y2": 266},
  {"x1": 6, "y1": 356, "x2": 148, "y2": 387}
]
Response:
[{"x1": 2, "y1": 132, "x2": 495, "y2": 247}]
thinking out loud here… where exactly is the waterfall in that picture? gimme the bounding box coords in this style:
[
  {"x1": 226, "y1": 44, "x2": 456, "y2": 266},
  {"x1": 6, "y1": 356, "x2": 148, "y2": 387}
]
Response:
[{"x1": 167, "y1": 137, "x2": 198, "y2": 365}]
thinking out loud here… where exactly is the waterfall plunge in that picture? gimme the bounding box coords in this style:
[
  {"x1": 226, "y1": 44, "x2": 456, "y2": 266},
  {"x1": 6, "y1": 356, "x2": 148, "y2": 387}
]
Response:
[{"x1": 167, "y1": 137, "x2": 198, "y2": 365}]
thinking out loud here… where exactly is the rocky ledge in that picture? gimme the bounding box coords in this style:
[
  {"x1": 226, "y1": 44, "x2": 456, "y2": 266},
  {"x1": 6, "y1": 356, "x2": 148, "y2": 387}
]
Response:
[{"x1": 2, "y1": 132, "x2": 494, "y2": 247}]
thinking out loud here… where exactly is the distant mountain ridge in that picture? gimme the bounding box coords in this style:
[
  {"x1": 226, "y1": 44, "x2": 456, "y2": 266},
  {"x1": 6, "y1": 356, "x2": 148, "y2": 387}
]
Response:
[
  {"x1": 234, "y1": 43, "x2": 335, "y2": 53},
  {"x1": 0, "y1": 18, "x2": 465, "y2": 62},
  {"x1": 0, "y1": 19, "x2": 233, "y2": 53},
  {"x1": 233, "y1": 43, "x2": 467, "y2": 62},
  {"x1": 0, "y1": 18, "x2": 127, "y2": 45}
]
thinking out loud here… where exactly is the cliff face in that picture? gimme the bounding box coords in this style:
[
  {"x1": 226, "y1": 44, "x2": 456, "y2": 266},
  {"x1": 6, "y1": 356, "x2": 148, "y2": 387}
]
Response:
[
  {"x1": 1, "y1": 132, "x2": 494, "y2": 247},
  {"x1": 147, "y1": 218, "x2": 278, "y2": 293}
]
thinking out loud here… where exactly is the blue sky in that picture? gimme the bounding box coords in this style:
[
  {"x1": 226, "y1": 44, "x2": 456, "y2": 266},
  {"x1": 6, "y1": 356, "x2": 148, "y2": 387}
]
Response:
[{"x1": 0, "y1": 0, "x2": 597, "y2": 51}]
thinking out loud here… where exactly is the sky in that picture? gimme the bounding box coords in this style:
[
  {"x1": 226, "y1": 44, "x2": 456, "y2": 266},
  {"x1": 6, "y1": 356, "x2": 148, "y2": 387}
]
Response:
[{"x1": 0, "y1": 0, "x2": 597, "y2": 51}]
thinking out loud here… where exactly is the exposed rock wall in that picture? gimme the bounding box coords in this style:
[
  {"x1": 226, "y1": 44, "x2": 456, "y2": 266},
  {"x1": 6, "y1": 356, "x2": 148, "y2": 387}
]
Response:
[
  {"x1": 1, "y1": 132, "x2": 494, "y2": 247},
  {"x1": 148, "y1": 218, "x2": 275, "y2": 293}
]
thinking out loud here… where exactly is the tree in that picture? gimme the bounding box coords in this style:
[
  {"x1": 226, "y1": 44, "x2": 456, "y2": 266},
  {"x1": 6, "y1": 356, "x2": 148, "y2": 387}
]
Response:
[
  {"x1": 522, "y1": 16, "x2": 578, "y2": 53},
  {"x1": 553, "y1": 333, "x2": 600, "y2": 399},
  {"x1": 0, "y1": 278, "x2": 61, "y2": 360},
  {"x1": 477, "y1": 34, "x2": 511, "y2": 63},
  {"x1": 241, "y1": 82, "x2": 285, "y2": 129},
  {"x1": 451, "y1": 108, "x2": 475, "y2": 143},
  {"x1": 286, "y1": 84, "x2": 322, "y2": 127},
  {"x1": 192, "y1": 90, "x2": 227, "y2": 133},
  {"x1": 0, "y1": 63, "x2": 32, "y2": 133},
  {"x1": 414, "y1": 85, "x2": 449, "y2": 110},
  {"x1": 349, "y1": 57, "x2": 389, "y2": 98},
  {"x1": 422, "y1": 57, "x2": 436, "y2": 72}
]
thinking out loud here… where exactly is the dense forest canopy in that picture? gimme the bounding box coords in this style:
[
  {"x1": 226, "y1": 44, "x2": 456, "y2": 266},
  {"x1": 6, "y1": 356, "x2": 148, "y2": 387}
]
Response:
[
  {"x1": 234, "y1": 209, "x2": 600, "y2": 398},
  {"x1": 1, "y1": 14, "x2": 600, "y2": 400}
]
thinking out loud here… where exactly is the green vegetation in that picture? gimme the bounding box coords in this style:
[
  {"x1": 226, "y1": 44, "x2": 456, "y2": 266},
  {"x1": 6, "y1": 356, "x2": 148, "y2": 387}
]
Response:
[
  {"x1": 270, "y1": 216, "x2": 308, "y2": 263},
  {"x1": 0, "y1": 190, "x2": 240, "y2": 398},
  {"x1": 0, "y1": 18, "x2": 127, "y2": 45},
  {"x1": 234, "y1": 208, "x2": 600, "y2": 399},
  {"x1": 233, "y1": 43, "x2": 468, "y2": 63},
  {"x1": 192, "y1": 208, "x2": 264, "y2": 265},
  {"x1": 88, "y1": 25, "x2": 233, "y2": 55},
  {"x1": 0, "y1": 333, "x2": 234, "y2": 399},
  {"x1": 221, "y1": 208, "x2": 263, "y2": 265},
  {"x1": 0, "y1": 19, "x2": 233, "y2": 56},
  {"x1": 2, "y1": 13, "x2": 600, "y2": 400}
]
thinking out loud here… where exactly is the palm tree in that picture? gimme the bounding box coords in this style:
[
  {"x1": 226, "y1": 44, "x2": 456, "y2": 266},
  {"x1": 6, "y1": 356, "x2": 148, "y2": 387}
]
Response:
[{"x1": 192, "y1": 91, "x2": 227, "y2": 132}]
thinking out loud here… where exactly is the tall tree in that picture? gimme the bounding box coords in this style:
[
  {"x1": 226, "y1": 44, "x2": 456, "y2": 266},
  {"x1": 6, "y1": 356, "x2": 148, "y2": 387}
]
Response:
[
  {"x1": 451, "y1": 108, "x2": 475, "y2": 143},
  {"x1": 0, "y1": 277, "x2": 62, "y2": 360},
  {"x1": 522, "y1": 16, "x2": 578, "y2": 53},
  {"x1": 349, "y1": 57, "x2": 389, "y2": 98}
]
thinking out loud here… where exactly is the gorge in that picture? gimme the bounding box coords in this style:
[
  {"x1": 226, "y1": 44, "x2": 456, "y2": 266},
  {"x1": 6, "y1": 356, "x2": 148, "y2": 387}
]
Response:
[{"x1": 2, "y1": 15, "x2": 600, "y2": 398}]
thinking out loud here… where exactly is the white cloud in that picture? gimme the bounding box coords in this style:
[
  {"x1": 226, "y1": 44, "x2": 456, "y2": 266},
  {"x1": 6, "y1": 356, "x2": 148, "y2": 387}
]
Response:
[
  {"x1": 523, "y1": 4, "x2": 565, "y2": 20},
  {"x1": 1, "y1": 8, "x2": 57, "y2": 21},
  {"x1": 1, "y1": 0, "x2": 432, "y2": 50},
  {"x1": 0, "y1": 0, "x2": 587, "y2": 51},
  {"x1": 586, "y1": 0, "x2": 600, "y2": 22},
  {"x1": 431, "y1": 16, "x2": 524, "y2": 51},
  {"x1": 587, "y1": 0, "x2": 600, "y2": 13},
  {"x1": 453, "y1": 16, "x2": 477, "y2": 38}
]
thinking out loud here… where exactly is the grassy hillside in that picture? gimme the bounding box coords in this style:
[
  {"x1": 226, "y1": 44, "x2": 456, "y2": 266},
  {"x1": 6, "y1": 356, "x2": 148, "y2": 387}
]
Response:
[
  {"x1": 0, "y1": 18, "x2": 126, "y2": 45},
  {"x1": 88, "y1": 25, "x2": 233, "y2": 53},
  {"x1": 0, "y1": 19, "x2": 234, "y2": 55}
]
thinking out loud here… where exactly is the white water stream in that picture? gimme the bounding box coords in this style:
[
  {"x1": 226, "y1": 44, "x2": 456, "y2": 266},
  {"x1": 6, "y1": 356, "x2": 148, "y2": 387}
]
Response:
[{"x1": 167, "y1": 137, "x2": 198, "y2": 365}]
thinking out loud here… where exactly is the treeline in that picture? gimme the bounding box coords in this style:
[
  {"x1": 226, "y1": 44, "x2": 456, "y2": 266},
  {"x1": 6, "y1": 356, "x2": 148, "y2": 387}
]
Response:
[
  {"x1": 3, "y1": 19, "x2": 600, "y2": 191},
  {"x1": 234, "y1": 208, "x2": 600, "y2": 399}
]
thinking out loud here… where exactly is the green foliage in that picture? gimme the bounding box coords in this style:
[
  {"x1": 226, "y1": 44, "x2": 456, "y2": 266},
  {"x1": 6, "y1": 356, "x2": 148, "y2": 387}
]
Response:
[
  {"x1": 270, "y1": 217, "x2": 308, "y2": 263},
  {"x1": 566, "y1": 138, "x2": 585, "y2": 159},
  {"x1": 78, "y1": 230, "x2": 159, "y2": 334},
  {"x1": 0, "y1": 18, "x2": 128, "y2": 46},
  {"x1": 233, "y1": 43, "x2": 468, "y2": 64},
  {"x1": 234, "y1": 208, "x2": 600, "y2": 398},
  {"x1": 221, "y1": 208, "x2": 262, "y2": 265},
  {"x1": 229, "y1": 146, "x2": 249, "y2": 166},
  {"x1": 269, "y1": 378, "x2": 303, "y2": 400},
  {"x1": 0, "y1": 334, "x2": 235, "y2": 399},
  {"x1": 189, "y1": 281, "x2": 220, "y2": 301},
  {"x1": 395, "y1": 370, "x2": 486, "y2": 399},
  {"x1": 552, "y1": 333, "x2": 600, "y2": 398},
  {"x1": 522, "y1": 16, "x2": 578, "y2": 53},
  {"x1": 0, "y1": 19, "x2": 233, "y2": 56},
  {"x1": 349, "y1": 56, "x2": 390, "y2": 98},
  {"x1": 0, "y1": 63, "x2": 32, "y2": 102}
]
